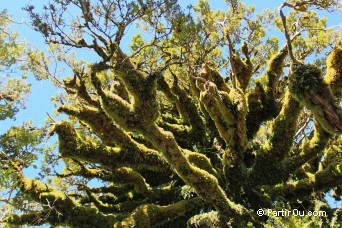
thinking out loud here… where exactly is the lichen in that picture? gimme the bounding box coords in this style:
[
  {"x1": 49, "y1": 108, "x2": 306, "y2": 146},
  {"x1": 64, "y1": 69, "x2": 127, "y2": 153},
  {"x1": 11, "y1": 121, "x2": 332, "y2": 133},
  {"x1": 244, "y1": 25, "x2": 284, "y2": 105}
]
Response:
[
  {"x1": 289, "y1": 64, "x2": 342, "y2": 134},
  {"x1": 325, "y1": 40, "x2": 342, "y2": 98}
]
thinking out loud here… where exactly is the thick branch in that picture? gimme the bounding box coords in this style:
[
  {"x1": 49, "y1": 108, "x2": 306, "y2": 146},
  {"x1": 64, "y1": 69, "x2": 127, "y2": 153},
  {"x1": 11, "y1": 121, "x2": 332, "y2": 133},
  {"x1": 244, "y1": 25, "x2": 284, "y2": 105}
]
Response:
[
  {"x1": 282, "y1": 123, "x2": 331, "y2": 174},
  {"x1": 325, "y1": 40, "x2": 342, "y2": 98},
  {"x1": 158, "y1": 74, "x2": 207, "y2": 146},
  {"x1": 249, "y1": 92, "x2": 301, "y2": 185},
  {"x1": 200, "y1": 82, "x2": 247, "y2": 151},
  {"x1": 266, "y1": 45, "x2": 288, "y2": 98},
  {"x1": 289, "y1": 64, "x2": 342, "y2": 134},
  {"x1": 110, "y1": 48, "x2": 160, "y2": 126},
  {"x1": 267, "y1": 163, "x2": 342, "y2": 200},
  {"x1": 56, "y1": 108, "x2": 169, "y2": 171},
  {"x1": 141, "y1": 124, "x2": 255, "y2": 225},
  {"x1": 4, "y1": 177, "x2": 117, "y2": 227},
  {"x1": 113, "y1": 198, "x2": 205, "y2": 227}
]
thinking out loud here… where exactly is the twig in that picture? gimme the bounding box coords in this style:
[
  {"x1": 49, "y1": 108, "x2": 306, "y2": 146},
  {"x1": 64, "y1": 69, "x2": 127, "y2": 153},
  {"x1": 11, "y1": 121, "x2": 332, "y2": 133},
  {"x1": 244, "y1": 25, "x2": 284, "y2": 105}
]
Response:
[{"x1": 279, "y1": 2, "x2": 297, "y2": 66}]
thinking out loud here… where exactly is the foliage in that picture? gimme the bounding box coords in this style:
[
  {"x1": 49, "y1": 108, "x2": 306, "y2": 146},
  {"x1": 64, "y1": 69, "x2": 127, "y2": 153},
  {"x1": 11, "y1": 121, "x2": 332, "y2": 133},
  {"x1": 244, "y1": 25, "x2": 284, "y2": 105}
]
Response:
[
  {"x1": 0, "y1": 11, "x2": 53, "y2": 225},
  {"x1": 0, "y1": 1, "x2": 341, "y2": 227},
  {"x1": 0, "y1": 11, "x2": 30, "y2": 121}
]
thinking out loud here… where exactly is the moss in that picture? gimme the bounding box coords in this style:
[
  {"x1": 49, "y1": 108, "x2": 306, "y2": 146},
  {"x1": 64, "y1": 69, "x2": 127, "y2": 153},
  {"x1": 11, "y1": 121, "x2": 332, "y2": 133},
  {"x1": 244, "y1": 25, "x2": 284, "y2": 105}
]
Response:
[
  {"x1": 321, "y1": 135, "x2": 342, "y2": 169},
  {"x1": 3, "y1": 213, "x2": 45, "y2": 226},
  {"x1": 231, "y1": 52, "x2": 254, "y2": 91},
  {"x1": 289, "y1": 64, "x2": 325, "y2": 98},
  {"x1": 248, "y1": 92, "x2": 301, "y2": 185},
  {"x1": 228, "y1": 88, "x2": 247, "y2": 151},
  {"x1": 266, "y1": 46, "x2": 287, "y2": 96},
  {"x1": 66, "y1": 204, "x2": 118, "y2": 228},
  {"x1": 284, "y1": 123, "x2": 331, "y2": 174},
  {"x1": 198, "y1": 82, "x2": 248, "y2": 197},
  {"x1": 140, "y1": 124, "x2": 255, "y2": 225},
  {"x1": 6, "y1": 177, "x2": 119, "y2": 227},
  {"x1": 246, "y1": 81, "x2": 280, "y2": 139},
  {"x1": 199, "y1": 83, "x2": 234, "y2": 144},
  {"x1": 112, "y1": 167, "x2": 156, "y2": 198},
  {"x1": 200, "y1": 64, "x2": 231, "y2": 94},
  {"x1": 52, "y1": 118, "x2": 168, "y2": 172},
  {"x1": 268, "y1": 162, "x2": 341, "y2": 200},
  {"x1": 199, "y1": 82, "x2": 247, "y2": 150},
  {"x1": 268, "y1": 93, "x2": 301, "y2": 160},
  {"x1": 187, "y1": 211, "x2": 224, "y2": 228},
  {"x1": 289, "y1": 64, "x2": 342, "y2": 134},
  {"x1": 114, "y1": 198, "x2": 204, "y2": 227},
  {"x1": 325, "y1": 40, "x2": 342, "y2": 98},
  {"x1": 183, "y1": 149, "x2": 218, "y2": 178}
]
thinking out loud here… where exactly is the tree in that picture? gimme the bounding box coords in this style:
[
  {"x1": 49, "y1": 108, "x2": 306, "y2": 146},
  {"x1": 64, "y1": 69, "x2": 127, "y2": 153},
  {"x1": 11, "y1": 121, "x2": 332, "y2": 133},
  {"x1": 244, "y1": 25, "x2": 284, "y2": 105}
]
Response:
[
  {"x1": 0, "y1": 10, "x2": 30, "y2": 121},
  {"x1": 1, "y1": 0, "x2": 341, "y2": 227},
  {"x1": 0, "y1": 10, "x2": 52, "y2": 224}
]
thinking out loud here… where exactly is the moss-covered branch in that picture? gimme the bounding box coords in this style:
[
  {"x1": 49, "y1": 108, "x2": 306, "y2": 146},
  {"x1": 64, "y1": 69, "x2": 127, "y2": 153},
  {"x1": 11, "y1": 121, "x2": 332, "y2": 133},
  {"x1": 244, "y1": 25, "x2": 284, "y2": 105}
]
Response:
[
  {"x1": 141, "y1": 124, "x2": 255, "y2": 225},
  {"x1": 187, "y1": 211, "x2": 226, "y2": 227},
  {"x1": 183, "y1": 149, "x2": 219, "y2": 178},
  {"x1": 170, "y1": 72, "x2": 207, "y2": 142},
  {"x1": 199, "y1": 81, "x2": 248, "y2": 195},
  {"x1": 282, "y1": 123, "x2": 331, "y2": 175},
  {"x1": 231, "y1": 47, "x2": 254, "y2": 91},
  {"x1": 63, "y1": 73, "x2": 100, "y2": 107},
  {"x1": 321, "y1": 135, "x2": 341, "y2": 169},
  {"x1": 199, "y1": 82, "x2": 247, "y2": 151},
  {"x1": 325, "y1": 40, "x2": 342, "y2": 98},
  {"x1": 289, "y1": 64, "x2": 342, "y2": 134},
  {"x1": 267, "y1": 163, "x2": 342, "y2": 200},
  {"x1": 52, "y1": 114, "x2": 168, "y2": 172},
  {"x1": 266, "y1": 45, "x2": 288, "y2": 98},
  {"x1": 108, "y1": 167, "x2": 160, "y2": 199},
  {"x1": 113, "y1": 198, "x2": 205, "y2": 227},
  {"x1": 246, "y1": 83, "x2": 273, "y2": 139},
  {"x1": 248, "y1": 92, "x2": 301, "y2": 185},
  {"x1": 109, "y1": 48, "x2": 160, "y2": 126},
  {"x1": 3, "y1": 212, "x2": 47, "y2": 227},
  {"x1": 59, "y1": 162, "x2": 159, "y2": 201},
  {"x1": 85, "y1": 190, "x2": 146, "y2": 214},
  {"x1": 200, "y1": 64, "x2": 231, "y2": 94},
  {"x1": 4, "y1": 177, "x2": 118, "y2": 227},
  {"x1": 246, "y1": 46, "x2": 288, "y2": 139},
  {"x1": 90, "y1": 69, "x2": 141, "y2": 130}
]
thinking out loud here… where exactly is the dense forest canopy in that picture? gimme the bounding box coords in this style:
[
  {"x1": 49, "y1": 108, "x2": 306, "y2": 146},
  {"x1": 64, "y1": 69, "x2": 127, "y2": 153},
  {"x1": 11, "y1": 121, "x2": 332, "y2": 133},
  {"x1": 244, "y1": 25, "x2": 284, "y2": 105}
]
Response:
[{"x1": 0, "y1": 0, "x2": 341, "y2": 227}]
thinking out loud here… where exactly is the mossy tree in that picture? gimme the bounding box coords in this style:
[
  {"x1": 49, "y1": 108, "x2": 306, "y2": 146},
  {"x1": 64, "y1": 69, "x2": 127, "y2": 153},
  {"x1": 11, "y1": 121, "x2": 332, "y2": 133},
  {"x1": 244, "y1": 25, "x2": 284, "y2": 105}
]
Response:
[{"x1": 1, "y1": 0, "x2": 342, "y2": 227}]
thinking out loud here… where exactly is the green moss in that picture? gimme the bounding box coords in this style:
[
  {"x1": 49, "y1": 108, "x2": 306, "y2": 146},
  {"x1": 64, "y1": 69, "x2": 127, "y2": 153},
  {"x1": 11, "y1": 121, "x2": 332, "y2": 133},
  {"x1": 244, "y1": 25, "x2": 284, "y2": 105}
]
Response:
[
  {"x1": 140, "y1": 124, "x2": 254, "y2": 224},
  {"x1": 248, "y1": 92, "x2": 301, "y2": 185},
  {"x1": 114, "y1": 198, "x2": 204, "y2": 227},
  {"x1": 113, "y1": 167, "x2": 155, "y2": 198},
  {"x1": 200, "y1": 64, "x2": 231, "y2": 94},
  {"x1": 231, "y1": 52, "x2": 254, "y2": 91},
  {"x1": 266, "y1": 46, "x2": 287, "y2": 96},
  {"x1": 184, "y1": 149, "x2": 218, "y2": 177},
  {"x1": 199, "y1": 82, "x2": 247, "y2": 151},
  {"x1": 289, "y1": 64, "x2": 342, "y2": 134},
  {"x1": 52, "y1": 119, "x2": 168, "y2": 172},
  {"x1": 325, "y1": 40, "x2": 342, "y2": 98},
  {"x1": 284, "y1": 123, "x2": 330, "y2": 174},
  {"x1": 3, "y1": 213, "x2": 45, "y2": 226},
  {"x1": 246, "y1": 81, "x2": 280, "y2": 139},
  {"x1": 289, "y1": 64, "x2": 325, "y2": 98}
]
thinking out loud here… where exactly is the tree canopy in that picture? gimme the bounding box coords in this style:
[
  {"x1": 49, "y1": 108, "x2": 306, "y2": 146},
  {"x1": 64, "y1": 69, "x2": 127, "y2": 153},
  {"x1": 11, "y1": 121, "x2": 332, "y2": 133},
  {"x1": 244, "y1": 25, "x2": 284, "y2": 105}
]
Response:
[{"x1": 0, "y1": 0, "x2": 341, "y2": 227}]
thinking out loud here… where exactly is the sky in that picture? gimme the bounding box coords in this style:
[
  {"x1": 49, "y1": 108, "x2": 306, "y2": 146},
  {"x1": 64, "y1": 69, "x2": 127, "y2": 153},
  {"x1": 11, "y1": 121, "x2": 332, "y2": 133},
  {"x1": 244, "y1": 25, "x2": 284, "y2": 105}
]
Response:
[{"x1": 1, "y1": 0, "x2": 341, "y2": 209}]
